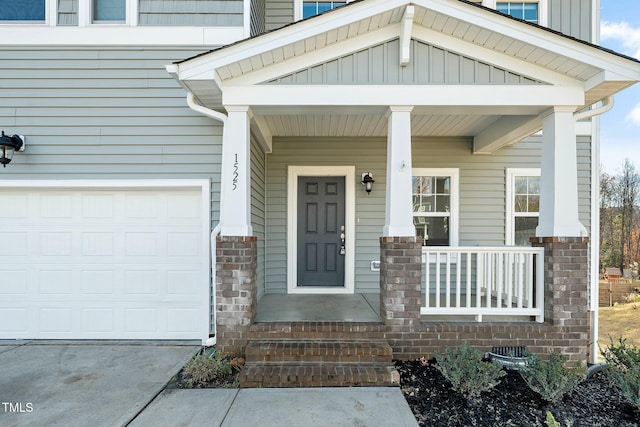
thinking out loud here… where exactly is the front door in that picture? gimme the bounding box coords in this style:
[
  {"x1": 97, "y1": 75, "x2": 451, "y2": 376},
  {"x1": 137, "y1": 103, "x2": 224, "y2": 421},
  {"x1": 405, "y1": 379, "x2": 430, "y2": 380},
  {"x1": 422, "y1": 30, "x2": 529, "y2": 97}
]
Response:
[{"x1": 297, "y1": 176, "x2": 346, "y2": 286}]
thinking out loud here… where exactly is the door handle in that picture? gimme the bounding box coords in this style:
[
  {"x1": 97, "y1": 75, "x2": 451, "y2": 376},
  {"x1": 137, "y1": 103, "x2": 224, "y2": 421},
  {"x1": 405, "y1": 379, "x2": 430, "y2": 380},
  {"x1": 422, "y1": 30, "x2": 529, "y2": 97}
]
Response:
[{"x1": 339, "y1": 225, "x2": 345, "y2": 255}]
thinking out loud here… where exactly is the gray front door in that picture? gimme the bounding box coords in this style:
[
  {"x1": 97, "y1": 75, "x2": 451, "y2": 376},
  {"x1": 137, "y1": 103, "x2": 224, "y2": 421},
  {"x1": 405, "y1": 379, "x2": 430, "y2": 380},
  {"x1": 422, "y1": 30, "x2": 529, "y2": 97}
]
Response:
[{"x1": 297, "y1": 176, "x2": 346, "y2": 286}]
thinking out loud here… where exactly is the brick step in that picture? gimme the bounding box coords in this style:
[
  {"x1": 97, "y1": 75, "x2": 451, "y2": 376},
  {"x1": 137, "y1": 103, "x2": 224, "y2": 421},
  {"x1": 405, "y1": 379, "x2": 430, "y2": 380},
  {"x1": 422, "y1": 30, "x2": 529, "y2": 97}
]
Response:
[
  {"x1": 245, "y1": 339, "x2": 393, "y2": 364},
  {"x1": 239, "y1": 362, "x2": 400, "y2": 388},
  {"x1": 248, "y1": 321, "x2": 386, "y2": 340}
]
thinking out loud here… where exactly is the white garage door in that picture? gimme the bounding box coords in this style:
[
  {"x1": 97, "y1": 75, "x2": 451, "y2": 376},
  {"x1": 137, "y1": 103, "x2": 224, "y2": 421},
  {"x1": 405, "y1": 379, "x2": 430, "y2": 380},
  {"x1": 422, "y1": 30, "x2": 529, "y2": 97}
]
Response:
[{"x1": 0, "y1": 185, "x2": 209, "y2": 340}]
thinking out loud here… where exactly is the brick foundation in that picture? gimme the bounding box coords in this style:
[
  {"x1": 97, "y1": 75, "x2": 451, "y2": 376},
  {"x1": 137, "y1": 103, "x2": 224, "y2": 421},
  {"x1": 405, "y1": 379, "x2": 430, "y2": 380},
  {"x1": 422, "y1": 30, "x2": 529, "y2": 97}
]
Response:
[{"x1": 215, "y1": 236, "x2": 257, "y2": 356}]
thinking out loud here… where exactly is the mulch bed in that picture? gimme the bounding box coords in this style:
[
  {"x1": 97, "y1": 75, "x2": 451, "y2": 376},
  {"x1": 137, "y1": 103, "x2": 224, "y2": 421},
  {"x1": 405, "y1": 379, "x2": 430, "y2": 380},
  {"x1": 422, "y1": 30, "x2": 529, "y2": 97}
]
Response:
[{"x1": 395, "y1": 359, "x2": 640, "y2": 427}]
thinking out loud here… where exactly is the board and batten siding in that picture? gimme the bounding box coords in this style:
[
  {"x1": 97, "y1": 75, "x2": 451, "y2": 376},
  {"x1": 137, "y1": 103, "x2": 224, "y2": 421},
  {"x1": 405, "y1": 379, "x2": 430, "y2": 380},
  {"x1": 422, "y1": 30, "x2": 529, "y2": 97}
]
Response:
[
  {"x1": 266, "y1": 39, "x2": 543, "y2": 86},
  {"x1": 264, "y1": 136, "x2": 591, "y2": 294},
  {"x1": 264, "y1": 0, "x2": 293, "y2": 31},
  {"x1": 548, "y1": 0, "x2": 593, "y2": 42}
]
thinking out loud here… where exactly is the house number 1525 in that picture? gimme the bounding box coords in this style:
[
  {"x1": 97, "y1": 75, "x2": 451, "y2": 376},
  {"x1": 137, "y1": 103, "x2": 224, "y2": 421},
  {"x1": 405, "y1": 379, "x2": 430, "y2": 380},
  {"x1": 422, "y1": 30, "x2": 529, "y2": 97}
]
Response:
[{"x1": 232, "y1": 153, "x2": 239, "y2": 191}]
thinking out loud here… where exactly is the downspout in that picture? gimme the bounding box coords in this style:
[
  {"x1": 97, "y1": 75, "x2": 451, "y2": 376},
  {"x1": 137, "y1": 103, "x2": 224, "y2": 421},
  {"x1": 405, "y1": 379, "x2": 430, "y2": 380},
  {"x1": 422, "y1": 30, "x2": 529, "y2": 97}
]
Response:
[
  {"x1": 186, "y1": 92, "x2": 228, "y2": 347},
  {"x1": 573, "y1": 95, "x2": 614, "y2": 364}
]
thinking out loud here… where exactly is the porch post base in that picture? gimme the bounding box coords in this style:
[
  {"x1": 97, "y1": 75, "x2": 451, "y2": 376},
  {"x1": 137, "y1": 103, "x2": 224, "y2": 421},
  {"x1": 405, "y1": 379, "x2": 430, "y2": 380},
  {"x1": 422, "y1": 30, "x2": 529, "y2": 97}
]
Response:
[
  {"x1": 379, "y1": 236, "x2": 422, "y2": 332},
  {"x1": 216, "y1": 235, "x2": 257, "y2": 357},
  {"x1": 531, "y1": 236, "x2": 589, "y2": 364}
]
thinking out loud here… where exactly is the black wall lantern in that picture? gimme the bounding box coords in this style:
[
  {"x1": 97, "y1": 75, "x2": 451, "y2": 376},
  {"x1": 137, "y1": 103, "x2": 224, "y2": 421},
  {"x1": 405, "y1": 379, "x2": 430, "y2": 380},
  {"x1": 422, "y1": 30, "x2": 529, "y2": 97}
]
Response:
[
  {"x1": 0, "y1": 131, "x2": 26, "y2": 167},
  {"x1": 361, "y1": 172, "x2": 375, "y2": 194}
]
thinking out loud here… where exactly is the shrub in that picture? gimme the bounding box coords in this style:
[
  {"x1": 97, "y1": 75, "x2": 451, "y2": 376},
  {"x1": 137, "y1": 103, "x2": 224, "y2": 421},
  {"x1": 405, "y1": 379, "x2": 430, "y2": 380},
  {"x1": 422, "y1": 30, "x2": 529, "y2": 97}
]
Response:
[
  {"x1": 434, "y1": 342, "x2": 506, "y2": 400},
  {"x1": 181, "y1": 350, "x2": 240, "y2": 388},
  {"x1": 601, "y1": 337, "x2": 640, "y2": 410},
  {"x1": 518, "y1": 352, "x2": 585, "y2": 404}
]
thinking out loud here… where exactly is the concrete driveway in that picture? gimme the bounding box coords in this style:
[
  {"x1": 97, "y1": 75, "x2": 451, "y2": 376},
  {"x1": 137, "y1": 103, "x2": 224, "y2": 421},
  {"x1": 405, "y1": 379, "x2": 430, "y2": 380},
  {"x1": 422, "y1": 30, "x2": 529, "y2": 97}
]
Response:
[{"x1": 0, "y1": 341, "x2": 199, "y2": 427}]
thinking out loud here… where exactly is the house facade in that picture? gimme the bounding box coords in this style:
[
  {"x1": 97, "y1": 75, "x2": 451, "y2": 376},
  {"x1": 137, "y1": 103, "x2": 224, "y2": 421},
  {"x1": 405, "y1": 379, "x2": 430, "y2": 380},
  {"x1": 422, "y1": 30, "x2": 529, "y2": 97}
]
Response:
[{"x1": 1, "y1": 0, "x2": 639, "y2": 369}]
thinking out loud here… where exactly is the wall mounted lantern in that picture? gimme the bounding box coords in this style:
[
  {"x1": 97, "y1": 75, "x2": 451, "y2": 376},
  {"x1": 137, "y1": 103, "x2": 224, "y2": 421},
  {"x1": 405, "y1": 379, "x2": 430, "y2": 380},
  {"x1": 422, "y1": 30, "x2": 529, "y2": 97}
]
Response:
[
  {"x1": 361, "y1": 172, "x2": 375, "y2": 194},
  {"x1": 0, "y1": 131, "x2": 25, "y2": 168}
]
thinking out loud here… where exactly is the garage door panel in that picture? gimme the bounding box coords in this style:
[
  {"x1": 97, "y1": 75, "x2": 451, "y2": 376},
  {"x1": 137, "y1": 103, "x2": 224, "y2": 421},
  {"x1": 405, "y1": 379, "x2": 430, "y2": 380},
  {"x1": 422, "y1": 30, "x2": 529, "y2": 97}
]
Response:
[{"x1": 0, "y1": 187, "x2": 207, "y2": 340}]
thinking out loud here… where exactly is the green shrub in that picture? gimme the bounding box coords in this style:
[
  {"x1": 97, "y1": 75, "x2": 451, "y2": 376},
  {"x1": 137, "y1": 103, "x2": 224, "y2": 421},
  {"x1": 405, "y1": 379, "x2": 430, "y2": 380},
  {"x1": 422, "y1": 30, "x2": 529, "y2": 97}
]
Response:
[
  {"x1": 601, "y1": 337, "x2": 640, "y2": 410},
  {"x1": 518, "y1": 352, "x2": 585, "y2": 404},
  {"x1": 181, "y1": 350, "x2": 235, "y2": 388},
  {"x1": 434, "y1": 342, "x2": 506, "y2": 400}
]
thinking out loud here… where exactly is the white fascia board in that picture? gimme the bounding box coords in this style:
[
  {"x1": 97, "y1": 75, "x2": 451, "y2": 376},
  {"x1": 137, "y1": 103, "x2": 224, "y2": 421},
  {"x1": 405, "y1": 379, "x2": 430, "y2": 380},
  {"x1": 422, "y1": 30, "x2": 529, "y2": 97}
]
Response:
[
  {"x1": 411, "y1": 26, "x2": 579, "y2": 87},
  {"x1": 226, "y1": 25, "x2": 400, "y2": 86},
  {"x1": 222, "y1": 85, "x2": 585, "y2": 107},
  {"x1": 585, "y1": 70, "x2": 640, "y2": 92},
  {"x1": 0, "y1": 26, "x2": 244, "y2": 46},
  {"x1": 176, "y1": 0, "x2": 409, "y2": 79}
]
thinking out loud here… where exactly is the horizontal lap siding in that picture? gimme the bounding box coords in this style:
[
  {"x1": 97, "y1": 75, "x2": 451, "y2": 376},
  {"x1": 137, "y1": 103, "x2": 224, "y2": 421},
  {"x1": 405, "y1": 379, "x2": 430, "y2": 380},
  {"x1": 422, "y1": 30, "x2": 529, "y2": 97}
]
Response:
[
  {"x1": 138, "y1": 0, "x2": 244, "y2": 26},
  {"x1": 265, "y1": 0, "x2": 293, "y2": 31},
  {"x1": 265, "y1": 136, "x2": 591, "y2": 293},
  {"x1": 251, "y1": 137, "x2": 267, "y2": 301},
  {"x1": 0, "y1": 46, "x2": 223, "y2": 228}
]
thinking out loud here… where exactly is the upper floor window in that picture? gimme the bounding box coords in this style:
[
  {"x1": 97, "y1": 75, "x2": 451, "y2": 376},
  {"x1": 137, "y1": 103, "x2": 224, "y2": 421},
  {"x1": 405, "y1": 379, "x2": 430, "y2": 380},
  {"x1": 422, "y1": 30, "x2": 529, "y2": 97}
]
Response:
[
  {"x1": 497, "y1": 2, "x2": 538, "y2": 24},
  {"x1": 93, "y1": 0, "x2": 126, "y2": 22},
  {"x1": 506, "y1": 168, "x2": 540, "y2": 246},
  {"x1": 302, "y1": 1, "x2": 346, "y2": 19},
  {"x1": 412, "y1": 169, "x2": 459, "y2": 247},
  {"x1": 473, "y1": 1, "x2": 547, "y2": 27},
  {"x1": 0, "y1": 0, "x2": 46, "y2": 22}
]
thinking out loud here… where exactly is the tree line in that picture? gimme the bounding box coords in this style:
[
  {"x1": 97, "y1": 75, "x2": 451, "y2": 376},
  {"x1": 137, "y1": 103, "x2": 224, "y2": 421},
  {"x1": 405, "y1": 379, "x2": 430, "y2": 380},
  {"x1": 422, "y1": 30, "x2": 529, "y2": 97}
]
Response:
[{"x1": 600, "y1": 159, "x2": 640, "y2": 277}]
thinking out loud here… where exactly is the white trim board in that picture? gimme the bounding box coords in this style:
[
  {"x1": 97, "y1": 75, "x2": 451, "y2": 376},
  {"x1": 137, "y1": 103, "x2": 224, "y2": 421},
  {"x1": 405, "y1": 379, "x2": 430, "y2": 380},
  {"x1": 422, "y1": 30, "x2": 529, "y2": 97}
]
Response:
[{"x1": 287, "y1": 166, "x2": 356, "y2": 294}]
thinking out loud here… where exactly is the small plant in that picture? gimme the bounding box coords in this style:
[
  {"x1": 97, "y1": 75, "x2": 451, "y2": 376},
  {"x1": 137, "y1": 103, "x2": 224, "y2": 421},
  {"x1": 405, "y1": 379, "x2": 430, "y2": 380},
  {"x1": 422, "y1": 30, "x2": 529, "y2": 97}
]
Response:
[
  {"x1": 518, "y1": 352, "x2": 585, "y2": 404},
  {"x1": 601, "y1": 337, "x2": 640, "y2": 410},
  {"x1": 434, "y1": 342, "x2": 505, "y2": 400},
  {"x1": 181, "y1": 349, "x2": 242, "y2": 388},
  {"x1": 545, "y1": 412, "x2": 574, "y2": 427}
]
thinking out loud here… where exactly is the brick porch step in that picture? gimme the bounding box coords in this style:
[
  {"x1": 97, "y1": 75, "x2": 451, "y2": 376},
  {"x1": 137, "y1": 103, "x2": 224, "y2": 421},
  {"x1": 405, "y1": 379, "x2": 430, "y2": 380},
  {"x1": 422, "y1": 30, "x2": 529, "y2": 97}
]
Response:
[
  {"x1": 247, "y1": 321, "x2": 387, "y2": 340},
  {"x1": 239, "y1": 362, "x2": 400, "y2": 388},
  {"x1": 245, "y1": 339, "x2": 393, "y2": 363}
]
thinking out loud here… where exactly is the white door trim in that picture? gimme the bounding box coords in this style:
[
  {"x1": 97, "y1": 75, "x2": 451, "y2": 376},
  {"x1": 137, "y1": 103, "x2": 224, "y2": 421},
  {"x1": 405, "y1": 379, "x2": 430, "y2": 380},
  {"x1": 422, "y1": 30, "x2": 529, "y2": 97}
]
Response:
[
  {"x1": 287, "y1": 166, "x2": 355, "y2": 294},
  {"x1": 0, "y1": 179, "x2": 211, "y2": 343}
]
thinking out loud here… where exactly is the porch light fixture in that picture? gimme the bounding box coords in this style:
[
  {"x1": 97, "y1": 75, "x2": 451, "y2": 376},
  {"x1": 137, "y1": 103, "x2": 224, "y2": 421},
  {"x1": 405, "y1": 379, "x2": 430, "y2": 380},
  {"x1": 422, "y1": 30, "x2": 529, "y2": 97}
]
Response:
[
  {"x1": 361, "y1": 172, "x2": 375, "y2": 194},
  {"x1": 0, "y1": 131, "x2": 25, "y2": 168}
]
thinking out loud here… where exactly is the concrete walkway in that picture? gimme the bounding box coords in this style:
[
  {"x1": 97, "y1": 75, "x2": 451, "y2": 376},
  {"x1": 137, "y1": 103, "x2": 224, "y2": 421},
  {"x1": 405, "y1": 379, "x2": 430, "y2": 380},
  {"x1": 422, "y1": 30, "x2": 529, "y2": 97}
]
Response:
[{"x1": 0, "y1": 341, "x2": 418, "y2": 427}]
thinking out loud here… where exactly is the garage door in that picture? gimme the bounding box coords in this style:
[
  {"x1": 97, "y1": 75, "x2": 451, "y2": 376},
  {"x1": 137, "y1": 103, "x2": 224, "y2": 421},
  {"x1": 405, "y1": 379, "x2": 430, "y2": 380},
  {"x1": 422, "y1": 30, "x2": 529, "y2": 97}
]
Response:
[{"x1": 0, "y1": 186, "x2": 209, "y2": 340}]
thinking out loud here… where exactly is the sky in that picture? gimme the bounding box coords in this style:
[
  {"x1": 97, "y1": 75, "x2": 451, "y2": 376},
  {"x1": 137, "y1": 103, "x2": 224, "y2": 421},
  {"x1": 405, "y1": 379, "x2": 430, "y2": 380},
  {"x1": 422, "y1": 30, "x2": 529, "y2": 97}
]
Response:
[{"x1": 599, "y1": 0, "x2": 640, "y2": 173}]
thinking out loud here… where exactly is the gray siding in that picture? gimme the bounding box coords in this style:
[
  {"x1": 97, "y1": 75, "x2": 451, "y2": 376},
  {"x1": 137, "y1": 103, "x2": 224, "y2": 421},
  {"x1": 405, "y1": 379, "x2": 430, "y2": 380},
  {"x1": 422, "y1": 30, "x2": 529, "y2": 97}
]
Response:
[
  {"x1": 264, "y1": 0, "x2": 293, "y2": 31},
  {"x1": 58, "y1": 0, "x2": 78, "y2": 25},
  {"x1": 264, "y1": 136, "x2": 591, "y2": 294},
  {"x1": 138, "y1": 0, "x2": 243, "y2": 26},
  {"x1": 266, "y1": 39, "x2": 544, "y2": 85},
  {"x1": 251, "y1": 0, "x2": 266, "y2": 36},
  {"x1": 548, "y1": 0, "x2": 593, "y2": 42},
  {"x1": 251, "y1": 137, "x2": 267, "y2": 301}
]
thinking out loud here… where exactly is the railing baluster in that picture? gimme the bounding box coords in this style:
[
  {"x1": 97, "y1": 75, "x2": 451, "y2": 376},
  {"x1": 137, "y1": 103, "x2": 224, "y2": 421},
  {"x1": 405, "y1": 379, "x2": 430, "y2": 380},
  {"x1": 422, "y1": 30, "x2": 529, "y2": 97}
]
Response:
[{"x1": 420, "y1": 247, "x2": 544, "y2": 321}]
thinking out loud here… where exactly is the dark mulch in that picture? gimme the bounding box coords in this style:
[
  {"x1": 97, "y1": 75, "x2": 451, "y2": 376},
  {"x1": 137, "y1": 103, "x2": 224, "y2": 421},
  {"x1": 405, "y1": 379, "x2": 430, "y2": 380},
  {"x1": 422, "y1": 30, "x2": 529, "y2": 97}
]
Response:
[{"x1": 395, "y1": 359, "x2": 640, "y2": 427}]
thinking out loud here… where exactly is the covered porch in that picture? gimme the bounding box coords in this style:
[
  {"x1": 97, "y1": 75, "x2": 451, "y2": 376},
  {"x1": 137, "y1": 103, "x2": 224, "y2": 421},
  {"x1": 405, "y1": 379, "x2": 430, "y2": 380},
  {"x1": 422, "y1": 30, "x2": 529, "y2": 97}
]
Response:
[{"x1": 168, "y1": 0, "x2": 640, "y2": 366}]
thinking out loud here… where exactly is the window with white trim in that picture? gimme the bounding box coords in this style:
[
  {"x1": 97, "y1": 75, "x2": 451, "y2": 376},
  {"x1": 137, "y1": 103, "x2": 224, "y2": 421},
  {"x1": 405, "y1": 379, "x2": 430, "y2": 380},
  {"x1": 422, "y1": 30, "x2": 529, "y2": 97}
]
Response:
[
  {"x1": 0, "y1": 0, "x2": 46, "y2": 22},
  {"x1": 302, "y1": 1, "x2": 346, "y2": 19},
  {"x1": 412, "y1": 169, "x2": 459, "y2": 246},
  {"x1": 506, "y1": 168, "x2": 540, "y2": 246},
  {"x1": 473, "y1": 0, "x2": 547, "y2": 26}
]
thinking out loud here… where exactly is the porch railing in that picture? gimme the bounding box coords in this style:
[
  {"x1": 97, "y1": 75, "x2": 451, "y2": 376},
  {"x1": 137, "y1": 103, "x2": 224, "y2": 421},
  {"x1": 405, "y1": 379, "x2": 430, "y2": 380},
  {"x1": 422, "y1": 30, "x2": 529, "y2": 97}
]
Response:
[{"x1": 421, "y1": 247, "x2": 544, "y2": 322}]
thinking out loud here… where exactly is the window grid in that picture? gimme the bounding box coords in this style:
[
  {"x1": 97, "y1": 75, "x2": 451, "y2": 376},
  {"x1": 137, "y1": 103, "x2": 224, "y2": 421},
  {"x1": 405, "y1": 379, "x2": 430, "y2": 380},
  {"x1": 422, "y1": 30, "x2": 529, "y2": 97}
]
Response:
[
  {"x1": 507, "y1": 169, "x2": 540, "y2": 246},
  {"x1": 302, "y1": 1, "x2": 346, "y2": 19},
  {"x1": 496, "y1": 2, "x2": 539, "y2": 24}
]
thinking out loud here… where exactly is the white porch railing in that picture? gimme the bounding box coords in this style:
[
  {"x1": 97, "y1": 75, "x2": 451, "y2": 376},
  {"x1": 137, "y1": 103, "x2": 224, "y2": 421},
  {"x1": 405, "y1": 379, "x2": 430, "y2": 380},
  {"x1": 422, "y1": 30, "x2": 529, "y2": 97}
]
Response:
[{"x1": 421, "y1": 247, "x2": 545, "y2": 322}]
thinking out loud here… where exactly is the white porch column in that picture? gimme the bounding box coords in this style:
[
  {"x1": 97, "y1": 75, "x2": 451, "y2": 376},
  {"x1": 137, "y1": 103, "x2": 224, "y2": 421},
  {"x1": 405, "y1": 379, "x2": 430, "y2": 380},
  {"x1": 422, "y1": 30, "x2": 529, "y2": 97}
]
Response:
[
  {"x1": 383, "y1": 106, "x2": 415, "y2": 236},
  {"x1": 220, "y1": 105, "x2": 253, "y2": 236},
  {"x1": 536, "y1": 107, "x2": 585, "y2": 237}
]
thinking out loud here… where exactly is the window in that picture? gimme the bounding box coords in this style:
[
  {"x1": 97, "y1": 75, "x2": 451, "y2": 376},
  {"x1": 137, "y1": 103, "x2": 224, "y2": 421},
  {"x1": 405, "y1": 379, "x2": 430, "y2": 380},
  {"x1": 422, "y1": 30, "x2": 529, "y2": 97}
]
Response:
[
  {"x1": 473, "y1": 1, "x2": 547, "y2": 26},
  {"x1": 506, "y1": 169, "x2": 540, "y2": 246},
  {"x1": 496, "y1": 2, "x2": 538, "y2": 24},
  {"x1": 412, "y1": 169, "x2": 459, "y2": 246},
  {"x1": 302, "y1": 1, "x2": 346, "y2": 19},
  {"x1": 93, "y1": 0, "x2": 126, "y2": 22},
  {"x1": 0, "y1": 0, "x2": 46, "y2": 21}
]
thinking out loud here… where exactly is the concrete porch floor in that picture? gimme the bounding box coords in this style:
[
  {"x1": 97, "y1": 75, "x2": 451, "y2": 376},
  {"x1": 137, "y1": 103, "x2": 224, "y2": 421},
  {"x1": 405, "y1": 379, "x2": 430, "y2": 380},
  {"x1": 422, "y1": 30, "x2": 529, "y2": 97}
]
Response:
[{"x1": 255, "y1": 293, "x2": 381, "y2": 322}]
